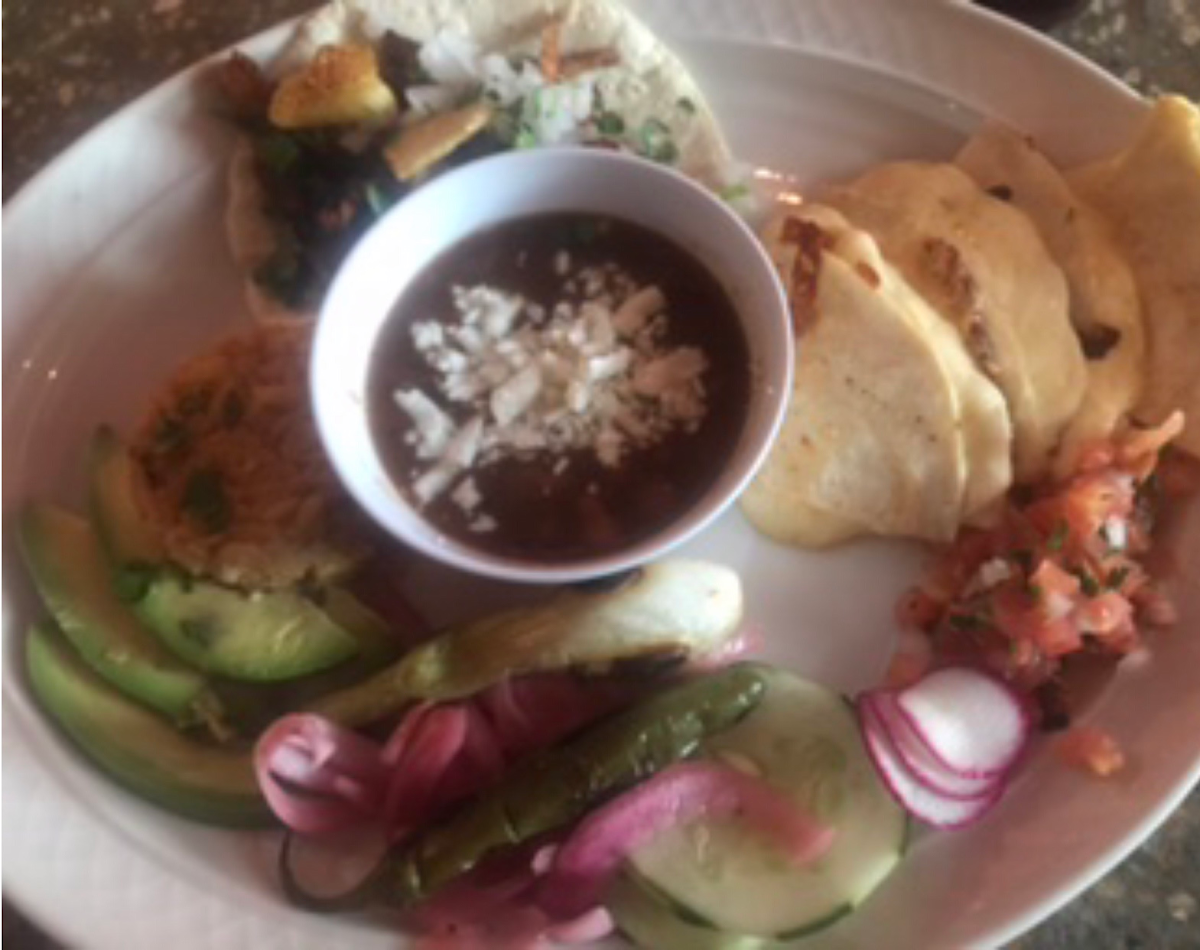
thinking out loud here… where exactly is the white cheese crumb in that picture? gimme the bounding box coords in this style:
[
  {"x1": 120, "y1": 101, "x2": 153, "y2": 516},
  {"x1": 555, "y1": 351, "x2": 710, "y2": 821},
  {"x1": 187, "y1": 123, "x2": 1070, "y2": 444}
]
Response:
[
  {"x1": 394, "y1": 389, "x2": 454, "y2": 459},
  {"x1": 451, "y1": 477, "x2": 482, "y2": 513},
  {"x1": 469, "y1": 514, "x2": 498, "y2": 533},
  {"x1": 613, "y1": 285, "x2": 665, "y2": 336},
  {"x1": 491, "y1": 364, "x2": 542, "y2": 427},
  {"x1": 391, "y1": 260, "x2": 712, "y2": 510},
  {"x1": 411, "y1": 320, "x2": 444, "y2": 350}
]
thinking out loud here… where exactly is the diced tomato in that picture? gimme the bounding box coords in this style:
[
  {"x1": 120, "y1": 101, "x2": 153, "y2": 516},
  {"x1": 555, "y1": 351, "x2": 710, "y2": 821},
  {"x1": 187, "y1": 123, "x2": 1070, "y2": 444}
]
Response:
[
  {"x1": 1030, "y1": 559, "x2": 1080, "y2": 605},
  {"x1": 1075, "y1": 591, "x2": 1133, "y2": 636},
  {"x1": 992, "y1": 584, "x2": 1082, "y2": 660},
  {"x1": 897, "y1": 411, "x2": 1181, "y2": 723},
  {"x1": 1057, "y1": 727, "x2": 1125, "y2": 777},
  {"x1": 894, "y1": 588, "x2": 943, "y2": 632}
]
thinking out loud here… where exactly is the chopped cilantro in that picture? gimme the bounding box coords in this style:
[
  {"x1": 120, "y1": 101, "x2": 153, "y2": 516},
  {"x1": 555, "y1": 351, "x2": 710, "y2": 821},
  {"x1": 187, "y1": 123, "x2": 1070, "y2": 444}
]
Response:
[
  {"x1": 1071, "y1": 567, "x2": 1100, "y2": 597},
  {"x1": 948, "y1": 612, "x2": 985, "y2": 631},
  {"x1": 719, "y1": 183, "x2": 751, "y2": 202},
  {"x1": 182, "y1": 469, "x2": 230, "y2": 534},
  {"x1": 1107, "y1": 566, "x2": 1131, "y2": 590},
  {"x1": 1028, "y1": 583, "x2": 1044, "y2": 602},
  {"x1": 595, "y1": 111, "x2": 625, "y2": 136},
  {"x1": 1046, "y1": 520, "x2": 1070, "y2": 552},
  {"x1": 636, "y1": 118, "x2": 677, "y2": 164},
  {"x1": 515, "y1": 125, "x2": 539, "y2": 150}
]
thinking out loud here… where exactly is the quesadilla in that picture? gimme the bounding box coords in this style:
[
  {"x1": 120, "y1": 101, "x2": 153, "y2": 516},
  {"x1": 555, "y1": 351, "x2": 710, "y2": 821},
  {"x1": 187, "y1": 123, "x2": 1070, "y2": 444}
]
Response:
[
  {"x1": 823, "y1": 162, "x2": 1087, "y2": 483},
  {"x1": 955, "y1": 122, "x2": 1146, "y2": 478},
  {"x1": 1068, "y1": 96, "x2": 1200, "y2": 457},
  {"x1": 741, "y1": 206, "x2": 1012, "y2": 547}
]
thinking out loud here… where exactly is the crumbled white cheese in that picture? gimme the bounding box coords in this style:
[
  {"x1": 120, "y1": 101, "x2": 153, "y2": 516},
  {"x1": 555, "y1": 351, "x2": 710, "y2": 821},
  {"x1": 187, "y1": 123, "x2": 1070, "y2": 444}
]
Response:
[
  {"x1": 451, "y1": 477, "x2": 482, "y2": 513},
  {"x1": 391, "y1": 258, "x2": 711, "y2": 507},
  {"x1": 394, "y1": 389, "x2": 454, "y2": 460}
]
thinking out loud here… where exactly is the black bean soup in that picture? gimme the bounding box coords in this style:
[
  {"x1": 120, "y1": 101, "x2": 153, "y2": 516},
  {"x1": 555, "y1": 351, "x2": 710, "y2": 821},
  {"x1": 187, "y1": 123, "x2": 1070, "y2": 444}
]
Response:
[{"x1": 368, "y1": 212, "x2": 751, "y2": 562}]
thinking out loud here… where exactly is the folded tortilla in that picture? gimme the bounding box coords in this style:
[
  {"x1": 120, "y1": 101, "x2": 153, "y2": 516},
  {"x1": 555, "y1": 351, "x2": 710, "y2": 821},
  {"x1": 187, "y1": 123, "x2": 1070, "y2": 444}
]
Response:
[
  {"x1": 823, "y1": 162, "x2": 1086, "y2": 483},
  {"x1": 1067, "y1": 96, "x2": 1200, "y2": 458},
  {"x1": 955, "y1": 122, "x2": 1146, "y2": 478},
  {"x1": 741, "y1": 206, "x2": 1012, "y2": 548}
]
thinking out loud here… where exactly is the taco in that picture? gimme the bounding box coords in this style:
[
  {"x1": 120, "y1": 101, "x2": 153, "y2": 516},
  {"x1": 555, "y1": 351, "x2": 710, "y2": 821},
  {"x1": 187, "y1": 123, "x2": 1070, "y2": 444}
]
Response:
[{"x1": 217, "y1": 0, "x2": 733, "y2": 321}]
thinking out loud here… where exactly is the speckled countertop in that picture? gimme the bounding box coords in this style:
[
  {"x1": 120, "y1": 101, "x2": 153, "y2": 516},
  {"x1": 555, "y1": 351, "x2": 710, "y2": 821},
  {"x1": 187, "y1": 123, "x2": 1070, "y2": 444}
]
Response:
[{"x1": 2, "y1": 1, "x2": 1199, "y2": 947}]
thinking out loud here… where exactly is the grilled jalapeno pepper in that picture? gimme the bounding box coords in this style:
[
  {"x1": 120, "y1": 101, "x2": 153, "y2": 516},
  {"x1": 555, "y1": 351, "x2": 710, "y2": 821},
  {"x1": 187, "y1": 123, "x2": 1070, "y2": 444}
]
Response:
[{"x1": 308, "y1": 560, "x2": 744, "y2": 727}]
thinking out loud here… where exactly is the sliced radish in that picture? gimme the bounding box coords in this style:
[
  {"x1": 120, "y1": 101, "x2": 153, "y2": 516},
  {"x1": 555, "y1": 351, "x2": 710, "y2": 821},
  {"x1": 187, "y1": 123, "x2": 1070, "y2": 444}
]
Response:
[
  {"x1": 864, "y1": 693, "x2": 1000, "y2": 801},
  {"x1": 895, "y1": 668, "x2": 1028, "y2": 778},
  {"x1": 858, "y1": 702, "x2": 1002, "y2": 829}
]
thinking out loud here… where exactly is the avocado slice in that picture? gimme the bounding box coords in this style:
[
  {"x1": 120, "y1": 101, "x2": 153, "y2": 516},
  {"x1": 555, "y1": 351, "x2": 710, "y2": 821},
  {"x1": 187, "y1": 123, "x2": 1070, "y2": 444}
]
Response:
[
  {"x1": 88, "y1": 425, "x2": 164, "y2": 601},
  {"x1": 18, "y1": 503, "x2": 224, "y2": 729},
  {"x1": 135, "y1": 573, "x2": 360, "y2": 682},
  {"x1": 26, "y1": 622, "x2": 271, "y2": 826},
  {"x1": 211, "y1": 589, "x2": 406, "y2": 734}
]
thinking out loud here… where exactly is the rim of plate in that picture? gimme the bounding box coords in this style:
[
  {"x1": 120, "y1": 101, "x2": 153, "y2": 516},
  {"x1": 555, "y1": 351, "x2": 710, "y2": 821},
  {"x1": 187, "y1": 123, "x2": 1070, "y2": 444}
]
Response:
[{"x1": 3, "y1": 3, "x2": 1186, "y2": 950}]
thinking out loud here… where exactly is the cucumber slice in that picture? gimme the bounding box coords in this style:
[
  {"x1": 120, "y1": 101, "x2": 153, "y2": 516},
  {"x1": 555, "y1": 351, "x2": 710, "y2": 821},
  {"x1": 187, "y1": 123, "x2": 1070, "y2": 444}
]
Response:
[
  {"x1": 627, "y1": 665, "x2": 906, "y2": 939},
  {"x1": 608, "y1": 873, "x2": 781, "y2": 950}
]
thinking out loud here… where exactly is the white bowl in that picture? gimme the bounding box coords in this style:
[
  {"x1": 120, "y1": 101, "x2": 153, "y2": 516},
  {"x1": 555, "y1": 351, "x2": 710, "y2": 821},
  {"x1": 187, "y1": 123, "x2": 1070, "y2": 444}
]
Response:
[{"x1": 311, "y1": 148, "x2": 792, "y2": 583}]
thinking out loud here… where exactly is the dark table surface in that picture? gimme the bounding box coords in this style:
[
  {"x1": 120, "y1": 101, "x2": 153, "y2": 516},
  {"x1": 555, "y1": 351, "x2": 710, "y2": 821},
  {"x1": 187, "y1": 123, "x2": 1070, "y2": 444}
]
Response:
[{"x1": 3, "y1": 0, "x2": 1199, "y2": 947}]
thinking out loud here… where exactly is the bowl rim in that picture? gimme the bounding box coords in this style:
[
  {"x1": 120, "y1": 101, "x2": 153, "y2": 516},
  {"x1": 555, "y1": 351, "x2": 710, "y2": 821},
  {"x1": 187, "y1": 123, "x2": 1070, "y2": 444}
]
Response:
[{"x1": 310, "y1": 147, "x2": 793, "y2": 583}]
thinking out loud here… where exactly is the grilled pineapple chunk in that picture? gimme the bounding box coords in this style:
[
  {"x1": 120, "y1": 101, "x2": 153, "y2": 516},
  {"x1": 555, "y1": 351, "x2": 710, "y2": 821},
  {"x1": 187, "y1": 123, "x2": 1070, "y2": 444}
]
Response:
[
  {"x1": 383, "y1": 102, "x2": 493, "y2": 181},
  {"x1": 269, "y1": 44, "x2": 397, "y2": 129}
]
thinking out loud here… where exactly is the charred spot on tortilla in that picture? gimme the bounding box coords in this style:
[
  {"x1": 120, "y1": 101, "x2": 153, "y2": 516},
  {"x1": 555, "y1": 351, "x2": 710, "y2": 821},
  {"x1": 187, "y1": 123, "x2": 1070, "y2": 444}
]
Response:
[
  {"x1": 919, "y1": 237, "x2": 1002, "y2": 377},
  {"x1": 785, "y1": 217, "x2": 833, "y2": 331},
  {"x1": 1080, "y1": 325, "x2": 1122, "y2": 360},
  {"x1": 986, "y1": 183, "x2": 1014, "y2": 201},
  {"x1": 854, "y1": 261, "x2": 882, "y2": 289}
]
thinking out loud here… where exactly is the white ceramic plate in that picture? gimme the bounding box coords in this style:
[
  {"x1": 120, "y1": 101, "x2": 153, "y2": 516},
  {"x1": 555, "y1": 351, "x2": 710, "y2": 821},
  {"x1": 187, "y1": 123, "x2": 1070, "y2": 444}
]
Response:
[{"x1": 4, "y1": 1, "x2": 1198, "y2": 948}]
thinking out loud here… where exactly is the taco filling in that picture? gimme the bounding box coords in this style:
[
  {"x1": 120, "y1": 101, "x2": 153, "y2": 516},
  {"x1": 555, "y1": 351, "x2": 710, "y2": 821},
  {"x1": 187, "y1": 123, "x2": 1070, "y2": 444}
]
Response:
[{"x1": 219, "y1": 3, "x2": 729, "y2": 318}]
